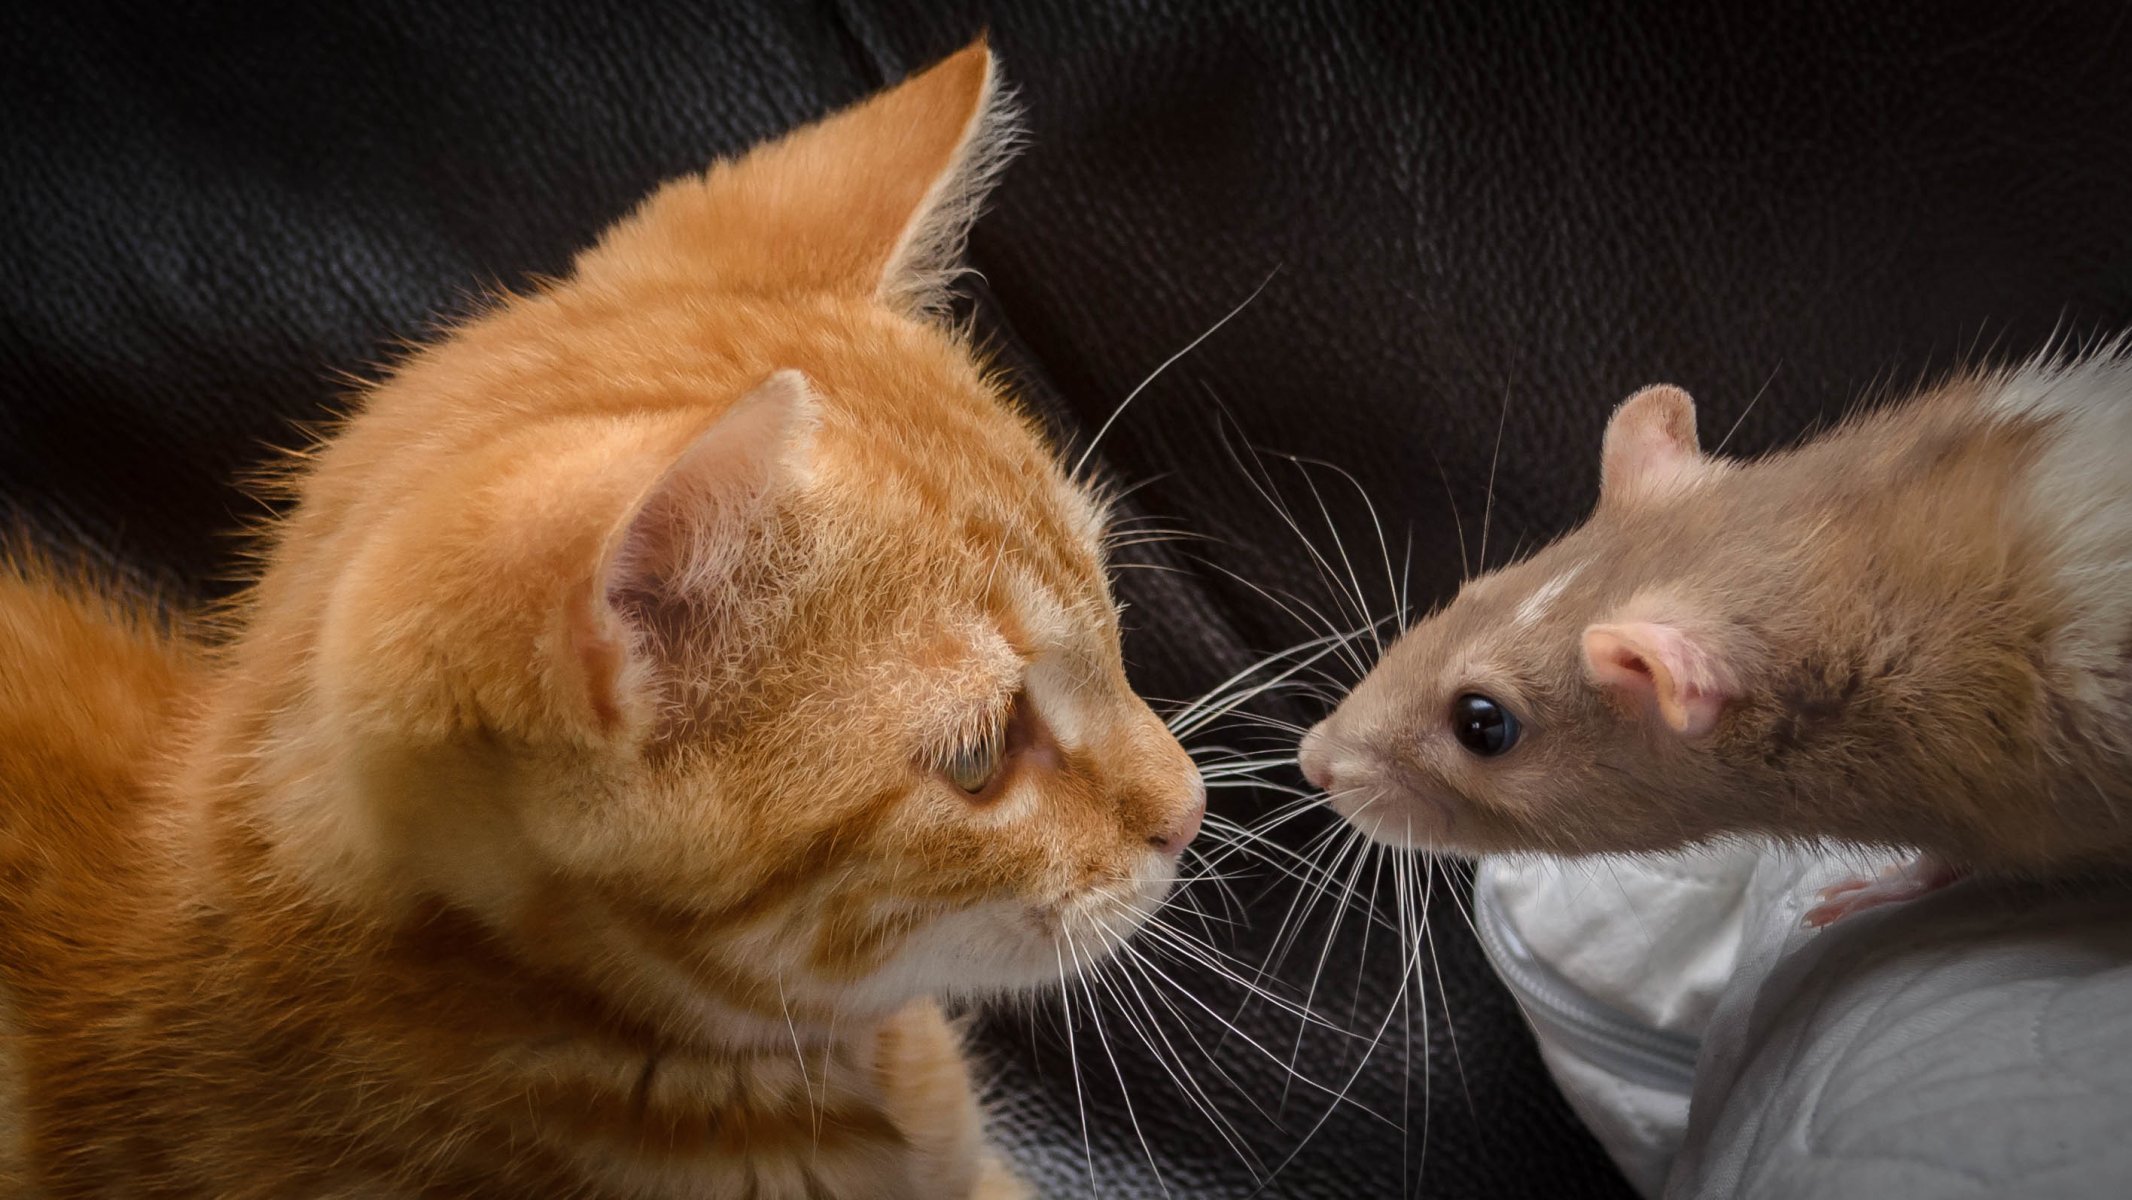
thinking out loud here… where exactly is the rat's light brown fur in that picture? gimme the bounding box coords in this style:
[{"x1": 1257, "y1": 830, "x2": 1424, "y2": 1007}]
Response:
[
  {"x1": 1305, "y1": 358, "x2": 2132, "y2": 879},
  {"x1": 0, "y1": 41, "x2": 1203, "y2": 1198}
]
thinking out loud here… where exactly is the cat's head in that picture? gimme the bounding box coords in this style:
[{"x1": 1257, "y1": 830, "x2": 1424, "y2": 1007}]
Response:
[{"x1": 231, "y1": 42, "x2": 1203, "y2": 1034}]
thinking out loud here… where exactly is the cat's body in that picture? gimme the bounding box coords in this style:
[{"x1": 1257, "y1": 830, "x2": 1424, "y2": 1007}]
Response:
[
  {"x1": 1, "y1": 571, "x2": 1007, "y2": 1199},
  {"x1": 0, "y1": 43, "x2": 1203, "y2": 1197}
]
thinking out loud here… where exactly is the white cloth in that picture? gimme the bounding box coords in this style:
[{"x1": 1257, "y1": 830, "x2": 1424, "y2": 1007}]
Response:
[{"x1": 1477, "y1": 847, "x2": 2132, "y2": 1199}]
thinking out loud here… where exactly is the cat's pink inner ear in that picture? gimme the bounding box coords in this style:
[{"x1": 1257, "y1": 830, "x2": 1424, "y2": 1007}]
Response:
[
  {"x1": 573, "y1": 369, "x2": 819, "y2": 731},
  {"x1": 1600, "y1": 385, "x2": 1705, "y2": 503},
  {"x1": 602, "y1": 369, "x2": 817, "y2": 608},
  {"x1": 1583, "y1": 620, "x2": 1729, "y2": 737}
]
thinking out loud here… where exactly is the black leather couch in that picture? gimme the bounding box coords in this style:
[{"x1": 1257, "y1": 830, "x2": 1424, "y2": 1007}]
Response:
[{"x1": 8, "y1": 2, "x2": 2131, "y2": 1195}]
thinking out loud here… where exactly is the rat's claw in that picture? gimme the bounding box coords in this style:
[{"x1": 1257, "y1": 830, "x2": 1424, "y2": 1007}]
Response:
[
  {"x1": 1814, "y1": 874, "x2": 1879, "y2": 901},
  {"x1": 1804, "y1": 856, "x2": 1962, "y2": 928}
]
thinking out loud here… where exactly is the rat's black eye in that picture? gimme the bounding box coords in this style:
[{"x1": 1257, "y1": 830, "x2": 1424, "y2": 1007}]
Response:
[{"x1": 1451, "y1": 693, "x2": 1521, "y2": 757}]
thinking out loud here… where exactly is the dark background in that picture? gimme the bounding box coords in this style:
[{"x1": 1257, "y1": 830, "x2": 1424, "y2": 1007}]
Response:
[{"x1": 7, "y1": 2, "x2": 2132, "y2": 1195}]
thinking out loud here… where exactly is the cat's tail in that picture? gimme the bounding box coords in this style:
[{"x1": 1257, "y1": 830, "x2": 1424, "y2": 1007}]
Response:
[{"x1": 0, "y1": 544, "x2": 201, "y2": 852}]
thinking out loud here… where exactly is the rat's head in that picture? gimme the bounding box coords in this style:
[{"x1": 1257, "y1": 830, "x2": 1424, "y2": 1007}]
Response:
[{"x1": 1301, "y1": 385, "x2": 1758, "y2": 856}]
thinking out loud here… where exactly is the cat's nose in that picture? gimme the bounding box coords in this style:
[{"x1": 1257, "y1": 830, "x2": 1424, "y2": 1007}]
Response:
[
  {"x1": 1299, "y1": 721, "x2": 1337, "y2": 791},
  {"x1": 1148, "y1": 770, "x2": 1206, "y2": 857}
]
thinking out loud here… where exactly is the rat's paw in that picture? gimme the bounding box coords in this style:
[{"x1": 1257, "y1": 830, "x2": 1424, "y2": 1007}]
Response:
[{"x1": 1804, "y1": 856, "x2": 1962, "y2": 928}]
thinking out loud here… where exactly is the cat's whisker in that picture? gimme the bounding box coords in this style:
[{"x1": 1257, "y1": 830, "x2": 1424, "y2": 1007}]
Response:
[
  {"x1": 1202, "y1": 720, "x2": 1313, "y2": 746},
  {"x1": 1103, "y1": 520, "x2": 1207, "y2": 541},
  {"x1": 1070, "y1": 271, "x2": 1276, "y2": 481},
  {"x1": 1203, "y1": 777, "x2": 1314, "y2": 798},
  {"x1": 1114, "y1": 904, "x2": 1296, "y2": 1003},
  {"x1": 1195, "y1": 758, "x2": 1303, "y2": 783},
  {"x1": 772, "y1": 972, "x2": 822, "y2": 1140},
  {"x1": 1161, "y1": 623, "x2": 1380, "y2": 737},
  {"x1": 1098, "y1": 900, "x2": 1349, "y2": 1044},
  {"x1": 1110, "y1": 560, "x2": 1192, "y2": 578},
  {"x1": 1101, "y1": 924, "x2": 1360, "y2": 1099},
  {"x1": 1078, "y1": 909, "x2": 1269, "y2": 1181},
  {"x1": 1101, "y1": 511, "x2": 1193, "y2": 532},
  {"x1": 1170, "y1": 849, "x2": 1250, "y2": 929},
  {"x1": 1195, "y1": 821, "x2": 1326, "y2": 889},
  {"x1": 1114, "y1": 961, "x2": 1286, "y2": 1130},
  {"x1": 1195, "y1": 800, "x2": 1342, "y2": 880},
  {"x1": 1051, "y1": 938, "x2": 1099, "y2": 1198},
  {"x1": 1093, "y1": 471, "x2": 1178, "y2": 511},
  {"x1": 1105, "y1": 533, "x2": 1202, "y2": 552},
  {"x1": 1094, "y1": 948, "x2": 1272, "y2": 1176},
  {"x1": 1173, "y1": 876, "x2": 1243, "y2": 947},
  {"x1": 1062, "y1": 926, "x2": 1171, "y2": 1200},
  {"x1": 1222, "y1": 797, "x2": 1413, "y2": 951}
]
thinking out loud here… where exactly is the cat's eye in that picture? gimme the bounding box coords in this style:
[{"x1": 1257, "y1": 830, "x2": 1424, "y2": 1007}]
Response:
[
  {"x1": 1451, "y1": 693, "x2": 1521, "y2": 757},
  {"x1": 942, "y1": 731, "x2": 1005, "y2": 794},
  {"x1": 934, "y1": 691, "x2": 1035, "y2": 797}
]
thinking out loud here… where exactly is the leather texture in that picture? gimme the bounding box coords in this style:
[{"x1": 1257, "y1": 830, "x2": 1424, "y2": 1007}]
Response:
[{"x1": 7, "y1": 2, "x2": 2132, "y2": 1195}]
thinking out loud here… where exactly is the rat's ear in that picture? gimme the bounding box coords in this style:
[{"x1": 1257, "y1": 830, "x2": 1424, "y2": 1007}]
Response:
[
  {"x1": 1582, "y1": 619, "x2": 1732, "y2": 737},
  {"x1": 1600, "y1": 385, "x2": 1707, "y2": 505},
  {"x1": 569, "y1": 369, "x2": 818, "y2": 734}
]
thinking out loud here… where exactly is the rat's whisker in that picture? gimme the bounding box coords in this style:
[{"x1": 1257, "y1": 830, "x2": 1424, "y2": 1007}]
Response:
[
  {"x1": 1712, "y1": 358, "x2": 1783, "y2": 457},
  {"x1": 1422, "y1": 442, "x2": 1473, "y2": 583},
  {"x1": 1477, "y1": 375, "x2": 1512, "y2": 573},
  {"x1": 1268, "y1": 449, "x2": 1408, "y2": 654},
  {"x1": 1214, "y1": 424, "x2": 1380, "y2": 665}
]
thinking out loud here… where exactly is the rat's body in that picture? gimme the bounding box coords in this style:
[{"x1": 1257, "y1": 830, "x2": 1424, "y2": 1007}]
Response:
[{"x1": 1301, "y1": 351, "x2": 2132, "y2": 905}]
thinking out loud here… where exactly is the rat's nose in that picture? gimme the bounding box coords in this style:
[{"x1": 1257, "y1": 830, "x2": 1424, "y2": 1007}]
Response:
[
  {"x1": 1148, "y1": 771, "x2": 1207, "y2": 857},
  {"x1": 1299, "y1": 721, "x2": 1338, "y2": 792}
]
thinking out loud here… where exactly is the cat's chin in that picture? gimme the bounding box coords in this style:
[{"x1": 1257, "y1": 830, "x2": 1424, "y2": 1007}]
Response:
[{"x1": 856, "y1": 851, "x2": 1178, "y2": 1002}]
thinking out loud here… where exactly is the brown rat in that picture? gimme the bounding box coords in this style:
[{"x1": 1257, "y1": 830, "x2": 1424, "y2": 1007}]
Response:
[{"x1": 1300, "y1": 351, "x2": 2132, "y2": 922}]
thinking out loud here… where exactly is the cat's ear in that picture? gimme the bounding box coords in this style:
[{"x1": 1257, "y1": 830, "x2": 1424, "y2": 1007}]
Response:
[
  {"x1": 1600, "y1": 385, "x2": 1708, "y2": 505},
  {"x1": 574, "y1": 39, "x2": 1017, "y2": 319},
  {"x1": 570, "y1": 370, "x2": 818, "y2": 733},
  {"x1": 1581, "y1": 617, "x2": 1733, "y2": 737}
]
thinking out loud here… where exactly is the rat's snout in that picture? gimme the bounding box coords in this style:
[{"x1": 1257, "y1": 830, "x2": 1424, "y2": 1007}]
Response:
[{"x1": 1299, "y1": 721, "x2": 1338, "y2": 792}]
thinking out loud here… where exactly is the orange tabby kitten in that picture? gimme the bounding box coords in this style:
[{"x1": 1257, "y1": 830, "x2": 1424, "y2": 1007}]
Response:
[{"x1": 0, "y1": 41, "x2": 1205, "y2": 1198}]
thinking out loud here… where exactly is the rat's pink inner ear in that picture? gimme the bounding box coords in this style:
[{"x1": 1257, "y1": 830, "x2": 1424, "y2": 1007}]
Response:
[
  {"x1": 1583, "y1": 620, "x2": 1728, "y2": 737},
  {"x1": 1600, "y1": 384, "x2": 1706, "y2": 504},
  {"x1": 572, "y1": 369, "x2": 819, "y2": 734}
]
